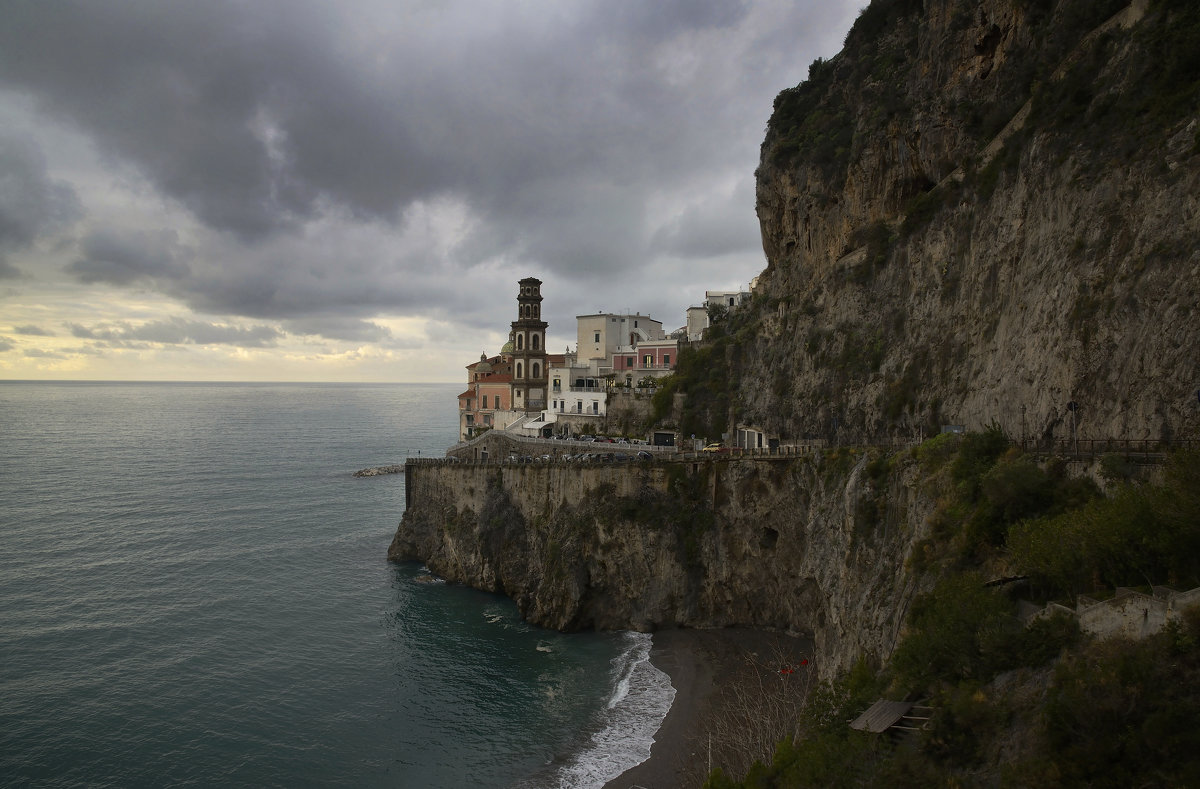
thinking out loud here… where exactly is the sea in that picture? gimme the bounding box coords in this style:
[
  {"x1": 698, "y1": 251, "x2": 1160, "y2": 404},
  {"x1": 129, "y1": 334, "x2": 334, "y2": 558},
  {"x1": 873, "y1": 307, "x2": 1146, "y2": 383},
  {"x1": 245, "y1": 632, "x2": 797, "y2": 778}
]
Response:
[{"x1": 0, "y1": 381, "x2": 674, "y2": 788}]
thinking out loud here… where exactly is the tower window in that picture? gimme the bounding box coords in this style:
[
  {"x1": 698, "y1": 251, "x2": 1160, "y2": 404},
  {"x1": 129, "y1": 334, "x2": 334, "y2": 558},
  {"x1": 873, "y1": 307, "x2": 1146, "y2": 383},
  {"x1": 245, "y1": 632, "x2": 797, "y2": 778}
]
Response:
[{"x1": 531, "y1": 334, "x2": 539, "y2": 350}]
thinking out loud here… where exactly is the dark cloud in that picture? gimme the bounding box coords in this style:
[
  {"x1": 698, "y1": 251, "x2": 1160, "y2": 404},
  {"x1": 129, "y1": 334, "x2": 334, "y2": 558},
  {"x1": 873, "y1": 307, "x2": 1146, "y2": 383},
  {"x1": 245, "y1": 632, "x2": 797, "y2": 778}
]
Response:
[
  {"x1": 0, "y1": 132, "x2": 82, "y2": 276},
  {"x1": 0, "y1": 336, "x2": 12, "y2": 351},
  {"x1": 67, "y1": 228, "x2": 190, "y2": 285},
  {"x1": 13, "y1": 324, "x2": 54, "y2": 336},
  {"x1": 69, "y1": 318, "x2": 282, "y2": 347},
  {"x1": 0, "y1": 0, "x2": 860, "y2": 334}
]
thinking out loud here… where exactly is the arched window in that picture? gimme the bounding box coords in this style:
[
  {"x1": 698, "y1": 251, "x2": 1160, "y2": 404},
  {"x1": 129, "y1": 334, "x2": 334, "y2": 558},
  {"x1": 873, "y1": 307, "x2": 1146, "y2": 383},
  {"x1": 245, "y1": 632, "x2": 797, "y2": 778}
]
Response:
[
  {"x1": 531, "y1": 333, "x2": 539, "y2": 350},
  {"x1": 516, "y1": 334, "x2": 524, "y2": 350},
  {"x1": 532, "y1": 362, "x2": 540, "y2": 379},
  {"x1": 516, "y1": 362, "x2": 523, "y2": 379}
]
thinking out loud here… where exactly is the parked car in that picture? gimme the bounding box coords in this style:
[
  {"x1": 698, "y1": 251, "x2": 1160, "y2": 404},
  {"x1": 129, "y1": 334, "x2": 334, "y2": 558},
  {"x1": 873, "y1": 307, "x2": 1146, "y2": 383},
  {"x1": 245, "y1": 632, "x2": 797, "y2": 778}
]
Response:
[
  {"x1": 702, "y1": 443, "x2": 730, "y2": 454},
  {"x1": 636, "y1": 450, "x2": 653, "y2": 461}
]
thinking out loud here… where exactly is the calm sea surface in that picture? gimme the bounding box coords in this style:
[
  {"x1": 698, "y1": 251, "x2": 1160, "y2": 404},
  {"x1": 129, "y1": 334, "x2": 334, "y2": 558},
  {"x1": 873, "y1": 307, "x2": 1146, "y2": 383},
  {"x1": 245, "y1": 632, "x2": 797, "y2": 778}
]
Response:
[{"x1": 0, "y1": 382, "x2": 671, "y2": 788}]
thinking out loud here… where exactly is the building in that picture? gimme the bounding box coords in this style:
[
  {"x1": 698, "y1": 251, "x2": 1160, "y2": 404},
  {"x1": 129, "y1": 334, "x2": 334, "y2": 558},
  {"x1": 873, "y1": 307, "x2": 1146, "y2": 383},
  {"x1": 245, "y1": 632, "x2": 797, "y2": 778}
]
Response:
[
  {"x1": 457, "y1": 278, "x2": 551, "y2": 441},
  {"x1": 510, "y1": 277, "x2": 549, "y2": 414},
  {"x1": 706, "y1": 287, "x2": 752, "y2": 310},
  {"x1": 685, "y1": 305, "x2": 708, "y2": 342},
  {"x1": 576, "y1": 313, "x2": 665, "y2": 366}
]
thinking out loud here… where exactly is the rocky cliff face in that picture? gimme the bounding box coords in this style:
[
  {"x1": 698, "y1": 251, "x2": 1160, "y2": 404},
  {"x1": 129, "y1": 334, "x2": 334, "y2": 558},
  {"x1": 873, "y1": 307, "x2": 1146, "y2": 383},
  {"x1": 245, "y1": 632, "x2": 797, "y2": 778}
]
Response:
[
  {"x1": 390, "y1": 455, "x2": 935, "y2": 678},
  {"x1": 742, "y1": 0, "x2": 1199, "y2": 446}
]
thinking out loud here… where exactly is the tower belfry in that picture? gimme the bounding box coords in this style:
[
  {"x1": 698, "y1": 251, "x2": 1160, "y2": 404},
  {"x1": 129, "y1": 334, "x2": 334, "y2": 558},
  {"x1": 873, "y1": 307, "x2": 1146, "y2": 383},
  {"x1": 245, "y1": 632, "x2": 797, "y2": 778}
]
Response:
[{"x1": 511, "y1": 277, "x2": 548, "y2": 413}]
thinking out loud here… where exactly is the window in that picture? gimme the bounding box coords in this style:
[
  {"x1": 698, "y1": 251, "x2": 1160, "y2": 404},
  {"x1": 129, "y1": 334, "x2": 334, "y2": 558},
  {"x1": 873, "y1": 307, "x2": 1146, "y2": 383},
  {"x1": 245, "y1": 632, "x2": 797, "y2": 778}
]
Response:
[
  {"x1": 592, "y1": 401, "x2": 599, "y2": 414},
  {"x1": 517, "y1": 334, "x2": 524, "y2": 350},
  {"x1": 594, "y1": 332, "x2": 600, "y2": 343},
  {"x1": 634, "y1": 320, "x2": 638, "y2": 328},
  {"x1": 494, "y1": 395, "x2": 500, "y2": 409},
  {"x1": 531, "y1": 333, "x2": 539, "y2": 350},
  {"x1": 663, "y1": 354, "x2": 670, "y2": 366},
  {"x1": 644, "y1": 355, "x2": 652, "y2": 368},
  {"x1": 553, "y1": 378, "x2": 561, "y2": 391},
  {"x1": 516, "y1": 362, "x2": 523, "y2": 378},
  {"x1": 626, "y1": 356, "x2": 634, "y2": 368},
  {"x1": 483, "y1": 414, "x2": 492, "y2": 425},
  {"x1": 532, "y1": 362, "x2": 540, "y2": 379}
]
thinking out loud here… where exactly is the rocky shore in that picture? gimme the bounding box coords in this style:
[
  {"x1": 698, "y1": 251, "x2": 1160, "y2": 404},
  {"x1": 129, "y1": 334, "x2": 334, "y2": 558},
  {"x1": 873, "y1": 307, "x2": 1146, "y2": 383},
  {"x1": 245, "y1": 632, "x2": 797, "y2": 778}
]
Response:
[{"x1": 351, "y1": 464, "x2": 404, "y2": 477}]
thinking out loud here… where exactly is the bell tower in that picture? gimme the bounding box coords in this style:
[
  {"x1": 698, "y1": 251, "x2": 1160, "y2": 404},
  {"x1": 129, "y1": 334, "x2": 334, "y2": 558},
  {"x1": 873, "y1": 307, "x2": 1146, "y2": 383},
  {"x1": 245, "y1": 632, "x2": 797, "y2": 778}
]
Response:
[{"x1": 511, "y1": 277, "x2": 549, "y2": 413}]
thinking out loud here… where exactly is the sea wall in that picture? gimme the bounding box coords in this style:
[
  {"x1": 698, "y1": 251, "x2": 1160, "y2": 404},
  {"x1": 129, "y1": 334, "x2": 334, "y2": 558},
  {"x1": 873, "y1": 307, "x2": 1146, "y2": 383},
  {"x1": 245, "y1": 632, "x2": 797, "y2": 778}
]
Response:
[{"x1": 389, "y1": 452, "x2": 936, "y2": 677}]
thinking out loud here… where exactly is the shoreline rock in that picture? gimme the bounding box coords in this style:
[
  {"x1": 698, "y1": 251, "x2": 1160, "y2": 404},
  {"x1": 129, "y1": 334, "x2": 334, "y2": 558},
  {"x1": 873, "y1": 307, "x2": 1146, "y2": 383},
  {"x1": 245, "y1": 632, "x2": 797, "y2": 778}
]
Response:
[{"x1": 352, "y1": 464, "x2": 405, "y2": 477}]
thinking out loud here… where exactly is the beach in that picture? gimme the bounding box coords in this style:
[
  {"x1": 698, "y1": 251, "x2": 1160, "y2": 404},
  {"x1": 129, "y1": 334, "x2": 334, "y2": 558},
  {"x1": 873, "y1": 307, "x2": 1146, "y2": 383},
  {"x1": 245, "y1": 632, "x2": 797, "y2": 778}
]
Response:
[{"x1": 603, "y1": 627, "x2": 814, "y2": 789}]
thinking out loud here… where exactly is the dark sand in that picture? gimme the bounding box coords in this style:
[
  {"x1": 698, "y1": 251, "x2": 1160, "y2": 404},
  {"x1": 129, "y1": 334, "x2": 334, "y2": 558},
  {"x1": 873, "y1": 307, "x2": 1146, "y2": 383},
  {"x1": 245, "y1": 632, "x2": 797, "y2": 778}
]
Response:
[{"x1": 603, "y1": 627, "x2": 813, "y2": 789}]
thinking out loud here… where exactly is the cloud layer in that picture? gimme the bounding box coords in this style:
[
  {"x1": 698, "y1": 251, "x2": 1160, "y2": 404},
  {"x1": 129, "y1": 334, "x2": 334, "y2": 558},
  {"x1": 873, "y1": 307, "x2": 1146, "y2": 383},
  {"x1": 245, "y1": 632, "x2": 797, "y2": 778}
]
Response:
[{"x1": 0, "y1": 0, "x2": 861, "y2": 379}]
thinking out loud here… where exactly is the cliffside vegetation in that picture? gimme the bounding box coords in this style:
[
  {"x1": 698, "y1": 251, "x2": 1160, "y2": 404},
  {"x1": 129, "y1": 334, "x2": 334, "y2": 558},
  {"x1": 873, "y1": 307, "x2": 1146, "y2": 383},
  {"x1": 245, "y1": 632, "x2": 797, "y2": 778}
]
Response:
[{"x1": 705, "y1": 437, "x2": 1200, "y2": 787}]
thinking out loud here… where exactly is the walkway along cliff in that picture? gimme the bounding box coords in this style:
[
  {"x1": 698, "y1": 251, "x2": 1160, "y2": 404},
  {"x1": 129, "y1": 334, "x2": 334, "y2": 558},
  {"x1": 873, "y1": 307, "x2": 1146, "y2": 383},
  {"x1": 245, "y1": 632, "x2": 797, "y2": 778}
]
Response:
[{"x1": 389, "y1": 451, "x2": 935, "y2": 678}]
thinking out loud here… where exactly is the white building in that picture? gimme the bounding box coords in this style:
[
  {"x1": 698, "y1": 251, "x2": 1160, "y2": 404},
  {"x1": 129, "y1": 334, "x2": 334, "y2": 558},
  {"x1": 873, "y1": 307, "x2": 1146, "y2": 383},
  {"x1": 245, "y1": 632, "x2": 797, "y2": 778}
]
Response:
[
  {"x1": 548, "y1": 348, "x2": 607, "y2": 418},
  {"x1": 576, "y1": 313, "x2": 666, "y2": 366}
]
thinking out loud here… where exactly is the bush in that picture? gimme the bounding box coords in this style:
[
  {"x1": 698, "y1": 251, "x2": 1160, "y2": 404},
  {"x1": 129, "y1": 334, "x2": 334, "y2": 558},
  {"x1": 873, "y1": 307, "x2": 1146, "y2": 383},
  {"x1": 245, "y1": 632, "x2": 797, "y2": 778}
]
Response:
[{"x1": 889, "y1": 573, "x2": 1017, "y2": 690}]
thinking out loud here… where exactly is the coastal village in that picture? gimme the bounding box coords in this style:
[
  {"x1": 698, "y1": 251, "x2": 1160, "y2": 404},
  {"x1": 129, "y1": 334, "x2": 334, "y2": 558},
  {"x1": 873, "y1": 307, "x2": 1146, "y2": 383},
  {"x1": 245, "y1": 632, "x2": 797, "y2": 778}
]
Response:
[{"x1": 455, "y1": 277, "x2": 752, "y2": 446}]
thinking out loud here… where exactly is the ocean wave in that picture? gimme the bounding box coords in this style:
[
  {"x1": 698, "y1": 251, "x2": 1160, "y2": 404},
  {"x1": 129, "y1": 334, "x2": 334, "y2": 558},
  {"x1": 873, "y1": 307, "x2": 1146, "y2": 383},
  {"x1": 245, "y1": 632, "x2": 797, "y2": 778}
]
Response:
[{"x1": 546, "y1": 632, "x2": 676, "y2": 789}]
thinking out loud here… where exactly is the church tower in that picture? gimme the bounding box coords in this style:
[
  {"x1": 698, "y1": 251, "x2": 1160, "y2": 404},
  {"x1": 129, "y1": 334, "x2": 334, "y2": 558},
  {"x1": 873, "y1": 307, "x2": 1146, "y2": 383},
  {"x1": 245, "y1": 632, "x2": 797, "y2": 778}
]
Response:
[{"x1": 510, "y1": 277, "x2": 549, "y2": 413}]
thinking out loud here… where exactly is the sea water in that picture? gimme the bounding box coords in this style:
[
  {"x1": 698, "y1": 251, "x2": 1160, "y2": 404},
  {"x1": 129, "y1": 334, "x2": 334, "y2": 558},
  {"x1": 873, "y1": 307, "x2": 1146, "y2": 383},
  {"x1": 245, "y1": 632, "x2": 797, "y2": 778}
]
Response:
[{"x1": 0, "y1": 382, "x2": 673, "y2": 788}]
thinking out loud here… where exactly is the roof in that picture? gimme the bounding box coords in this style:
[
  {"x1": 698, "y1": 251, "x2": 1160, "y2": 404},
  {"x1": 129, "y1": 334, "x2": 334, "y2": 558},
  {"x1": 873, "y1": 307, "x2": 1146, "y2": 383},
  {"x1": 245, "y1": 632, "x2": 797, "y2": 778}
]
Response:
[
  {"x1": 467, "y1": 354, "x2": 503, "y2": 370},
  {"x1": 456, "y1": 389, "x2": 475, "y2": 400},
  {"x1": 477, "y1": 374, "x2": 512, "y2": 385},
  {"x1": 849, "y1": 700, "x2": 914, "y2": 733}
]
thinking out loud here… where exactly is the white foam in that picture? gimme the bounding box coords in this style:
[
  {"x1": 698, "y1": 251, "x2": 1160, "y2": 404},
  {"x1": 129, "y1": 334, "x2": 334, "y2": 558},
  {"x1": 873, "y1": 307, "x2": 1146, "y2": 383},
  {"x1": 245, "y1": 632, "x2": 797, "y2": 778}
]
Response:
[{"x1": 549, "y1": 632, "x2": 676, "y2": 789}]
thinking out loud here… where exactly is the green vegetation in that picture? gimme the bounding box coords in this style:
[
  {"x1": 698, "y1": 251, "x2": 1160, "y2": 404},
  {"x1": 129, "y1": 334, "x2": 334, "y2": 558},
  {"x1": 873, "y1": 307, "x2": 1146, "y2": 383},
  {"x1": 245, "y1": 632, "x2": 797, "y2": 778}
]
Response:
[{"x1": 707, "y1": 435, "x2": 1200, "y2": 787}]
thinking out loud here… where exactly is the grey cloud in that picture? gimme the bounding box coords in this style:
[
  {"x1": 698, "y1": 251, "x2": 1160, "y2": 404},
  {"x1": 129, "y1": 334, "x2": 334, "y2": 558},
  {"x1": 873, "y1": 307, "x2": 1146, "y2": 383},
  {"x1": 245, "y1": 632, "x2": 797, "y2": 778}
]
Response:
[
  {"x1": 282, "y1": 317, "x2": 394, "y2": 343},
  {"x1": 67, "y1": 228, "x2": 190, "y2": 286},
  {"x1": 0, "y1": 132, "x2": 82, "y2": 275},
  {"x1": 69, "y1": 317, "x2": 282, "y2": 347},
  {"x1": 22, "y1": 347, "x2": 66, "y2": 358},
  {"x1": 1, "y1": 0, "x2": 861, "y2": 323},
  {"x1": 13, "y1": 324, "x2": 54, "y2": 336},
  {"x1": 650, "y1": 180, "x2": 764, "y2": 258},
  {"x1": 0, "y1": 336, "x2": 12, "y2": 351}
]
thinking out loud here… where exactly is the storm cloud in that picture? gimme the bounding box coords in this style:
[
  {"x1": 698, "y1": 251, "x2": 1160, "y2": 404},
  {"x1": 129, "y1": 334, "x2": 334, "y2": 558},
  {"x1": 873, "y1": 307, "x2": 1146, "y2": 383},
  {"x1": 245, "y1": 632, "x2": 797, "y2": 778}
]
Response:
[
  {"x1": 0, "y1": 133, "x2": 81, "y2": 277},
  {"x1": 0, "y1": 0, "x2": 861, "y2": 375}
]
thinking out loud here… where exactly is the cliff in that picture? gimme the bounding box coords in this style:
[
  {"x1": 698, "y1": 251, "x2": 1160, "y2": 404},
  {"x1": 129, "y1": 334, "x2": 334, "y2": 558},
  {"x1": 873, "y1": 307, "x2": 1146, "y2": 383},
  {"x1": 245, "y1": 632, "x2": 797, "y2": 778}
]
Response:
[
  {"x1": 389, "y1": 0, "x2": 1200, "y2": 681},
  {"x1": 741, "y1": 0, "x2": 1199, "y2": 445},
  {"x1": 390, "y1": 454, "x2": 934, "y2": 678}
]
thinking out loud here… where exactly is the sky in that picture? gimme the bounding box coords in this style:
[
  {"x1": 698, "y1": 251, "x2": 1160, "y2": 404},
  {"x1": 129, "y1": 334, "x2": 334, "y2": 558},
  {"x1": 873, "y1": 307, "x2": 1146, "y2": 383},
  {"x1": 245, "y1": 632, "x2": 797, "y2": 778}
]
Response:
[{"x1": 0, "y1": 0, "x2": 863, "y2": 382}]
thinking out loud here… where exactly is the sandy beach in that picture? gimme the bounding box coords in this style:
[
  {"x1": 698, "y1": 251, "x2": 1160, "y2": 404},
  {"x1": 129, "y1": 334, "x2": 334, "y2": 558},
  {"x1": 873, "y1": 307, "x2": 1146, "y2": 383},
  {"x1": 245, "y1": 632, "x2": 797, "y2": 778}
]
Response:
[{"x1": 604, "y1": 627, "x2": 814, "y2": 789}]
